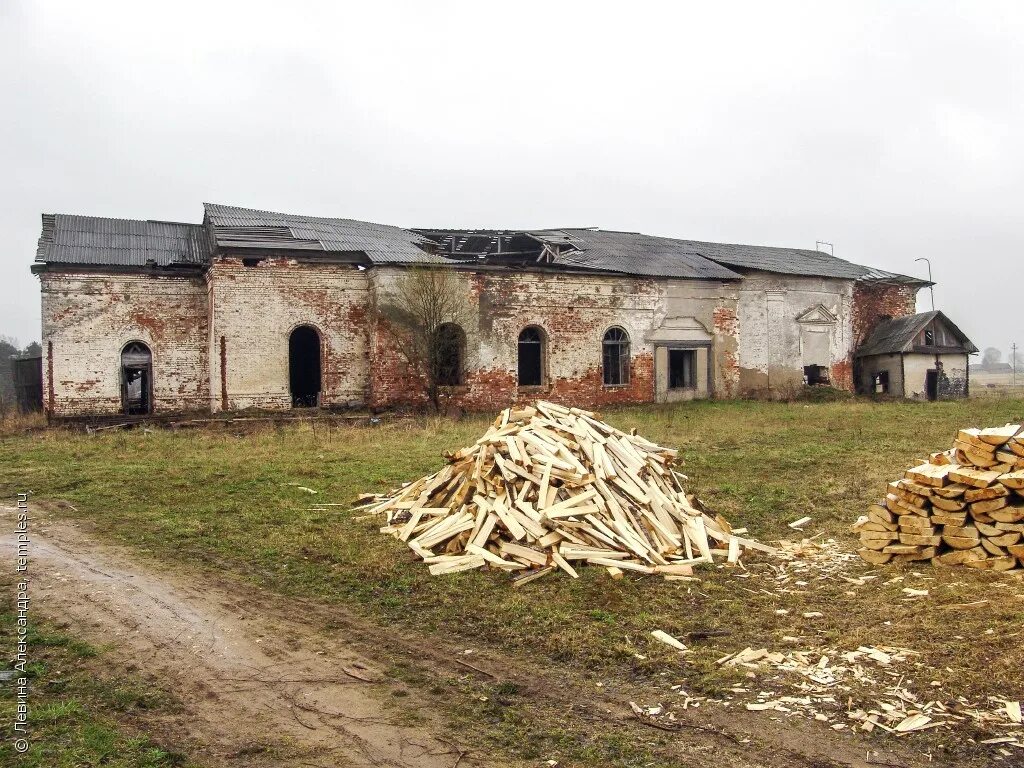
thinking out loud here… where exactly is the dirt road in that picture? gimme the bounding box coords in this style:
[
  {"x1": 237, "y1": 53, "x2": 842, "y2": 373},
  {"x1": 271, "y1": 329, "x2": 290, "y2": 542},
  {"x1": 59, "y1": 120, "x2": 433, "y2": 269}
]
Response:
[
  {"x1": 3, "y1": 509, "x2": 926, "y2": 768},
  {"x1": 1, "y1": 510, "x2": 483, "y2": 767}
]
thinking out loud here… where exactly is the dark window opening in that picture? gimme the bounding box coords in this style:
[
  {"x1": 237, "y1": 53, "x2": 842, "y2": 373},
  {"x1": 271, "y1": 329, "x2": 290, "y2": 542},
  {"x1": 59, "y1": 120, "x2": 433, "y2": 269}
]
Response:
[
  {"x1": 924, "y1": 328, "x2": 935, "y2": 346},
  {"x1": 874, "y1": 370, "x2": 889, "y2": 394},
  {"x1": 804, "y1": 364, "x2": 831, "y2": 386},
  {"x1": 602, "y1": 327, "x2": 630, "y2": 386},
  {"x1": 120, "y1": 341, "x2": 152, "y2": 415},
  {"x1": 242, "y1": 258, "x2": 260, "y2": 268},
  {"x1": 668, "y1": 349, "x2": 697, "y2": 389},
  {"x1": 517, "y1": 326, "x2": 545, "y2": 386},
  {"x1": 434, "y1": 323, "x2": 465, "y2": 386},
  {"x1": 289, "y1": 326, "x2": 322, "y2": 408}
]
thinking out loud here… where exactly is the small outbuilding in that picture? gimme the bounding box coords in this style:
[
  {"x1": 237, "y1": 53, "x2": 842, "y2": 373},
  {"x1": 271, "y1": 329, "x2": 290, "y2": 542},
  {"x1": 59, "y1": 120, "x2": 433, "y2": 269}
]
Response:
[{"x1": 856, "y1": 310, "x2": 977, "y2": 400}]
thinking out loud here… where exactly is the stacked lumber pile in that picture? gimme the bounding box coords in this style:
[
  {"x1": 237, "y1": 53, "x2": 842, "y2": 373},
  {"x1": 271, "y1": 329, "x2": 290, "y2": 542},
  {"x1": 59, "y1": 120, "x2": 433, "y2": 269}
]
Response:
[
  {"x1": 367, "y1": 401, "x2": 771, "y2": 583},
  {"x1": 856, "y1": 424, "x2": 1024, "y2": 568}
]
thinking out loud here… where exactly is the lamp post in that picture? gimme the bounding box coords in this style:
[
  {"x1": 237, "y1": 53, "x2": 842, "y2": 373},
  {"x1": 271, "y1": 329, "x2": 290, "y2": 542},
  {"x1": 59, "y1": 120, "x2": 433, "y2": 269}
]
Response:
[{"x1": 915, "y1": 257, "x2": 935, "y2": 311}]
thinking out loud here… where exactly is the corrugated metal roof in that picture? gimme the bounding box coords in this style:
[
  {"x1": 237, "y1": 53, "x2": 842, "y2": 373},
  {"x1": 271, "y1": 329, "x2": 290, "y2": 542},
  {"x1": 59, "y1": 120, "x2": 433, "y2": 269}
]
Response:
[
  {"x1": 34, "y1": 204, "x2": 931, "y2": 285},
  {"x1": 663, "y1": 238, "x2": 870, "y2": 279},
  {"x1": 531, "y1": 229, "x2": 927, "y2": 283},
  {"x1": 203, "y1": 203, "x2": 450, "y2": 265},
  {"x1": 35, "y1": 214, "x2": 208, "y2": 267},
  {"x1": 529, "y1": 229, "x2": 742, "y2": 280},
  {"x1": 856, "y1": 310, "x2": 978, "y2": 357}
]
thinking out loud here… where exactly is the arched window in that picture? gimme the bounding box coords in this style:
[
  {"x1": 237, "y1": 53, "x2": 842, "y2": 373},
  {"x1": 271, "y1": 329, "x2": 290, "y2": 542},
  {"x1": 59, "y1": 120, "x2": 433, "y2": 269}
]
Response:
[
  {"x1": 517, "y1": 326, "x2": 546, "y2": 386},
  {"x1": 120, "y1": 341, "x2": 153, "y2": 415},
  {"x1": 434, "y1": 323, "x2": 466, "y2": 386},
  {"x1": 602, "y1": 327, "x2": 630, "y2": 386},
  {"x1": 289, "y1": 325, "x2": 322, "y2": 408}
]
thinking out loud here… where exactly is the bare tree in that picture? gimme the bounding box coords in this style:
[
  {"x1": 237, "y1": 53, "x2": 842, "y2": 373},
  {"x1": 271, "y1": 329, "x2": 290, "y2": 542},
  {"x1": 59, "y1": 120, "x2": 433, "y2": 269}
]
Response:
[
  {"x1": 982, "y1": 347, "x2": 1003, "y2": 368},
  {"x1": 378, "y1": 267, "x2": 471, "y2": 412}
]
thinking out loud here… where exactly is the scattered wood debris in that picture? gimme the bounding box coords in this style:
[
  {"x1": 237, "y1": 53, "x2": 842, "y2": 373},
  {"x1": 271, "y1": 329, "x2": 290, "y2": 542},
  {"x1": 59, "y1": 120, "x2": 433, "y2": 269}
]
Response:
[
  {"x1": 855, "y1": 424, "x2": 1024, "y2": 568},
  {"x1": 365, "y1": 401, "x2": 773, "y2": 582},
  {"x1": 707, "y1": 642, "x2": 1024, "y2": 749}
]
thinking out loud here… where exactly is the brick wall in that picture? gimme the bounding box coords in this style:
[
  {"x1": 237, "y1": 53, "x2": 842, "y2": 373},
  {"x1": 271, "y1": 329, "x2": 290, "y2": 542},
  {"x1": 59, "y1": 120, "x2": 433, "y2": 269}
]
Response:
[
  {"x1": 207, "y1": 258, "x2": 371, "y2": 410},
  {"x1": 851, "y1": 281, "x2": 919, "y2": 347},
  {"x1": 369, "y1": 268, "x2": 724, "y2": 411},
  {"x1": 39, "y1": 270, "x2": 208, "y2": 416},
  {"x1": 40, "y1": 260, "x2": 862, "y2": 416}
]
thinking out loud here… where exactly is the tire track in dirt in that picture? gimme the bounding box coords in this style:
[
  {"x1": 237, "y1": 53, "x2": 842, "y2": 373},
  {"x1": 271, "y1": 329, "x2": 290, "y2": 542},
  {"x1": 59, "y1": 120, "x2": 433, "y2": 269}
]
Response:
[{"x1": 1, "y1": 510, "x2": 483, "y2": 767}]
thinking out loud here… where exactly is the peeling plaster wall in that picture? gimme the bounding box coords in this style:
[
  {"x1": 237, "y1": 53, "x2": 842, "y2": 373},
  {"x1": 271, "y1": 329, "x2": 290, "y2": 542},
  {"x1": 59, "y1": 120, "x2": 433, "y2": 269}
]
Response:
[
  {"x1": 39, "y1": 270, "x2": 208, "y2": 416},
  {"x1": 903, "y1": 353, "x2": 970, "y2": 400},
  {"x1": 207, "y1": 258, "x2": 371, "y2": 411},
  {"x1": 735, "y1": 273, "x2": 854, "y2": 394},
  {"x1": 663, "y1": 282, "x2": 740, "y2": 398}
]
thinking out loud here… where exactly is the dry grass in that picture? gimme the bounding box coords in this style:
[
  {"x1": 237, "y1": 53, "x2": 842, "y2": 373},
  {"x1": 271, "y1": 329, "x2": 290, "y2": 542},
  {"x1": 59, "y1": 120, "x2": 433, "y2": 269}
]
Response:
[
  {"x1": 0, "y1": 410, "x2": 47, "y2": 435},
  {"x1": 3, "y1": 398, "x2": 1024, "y2": 764}
]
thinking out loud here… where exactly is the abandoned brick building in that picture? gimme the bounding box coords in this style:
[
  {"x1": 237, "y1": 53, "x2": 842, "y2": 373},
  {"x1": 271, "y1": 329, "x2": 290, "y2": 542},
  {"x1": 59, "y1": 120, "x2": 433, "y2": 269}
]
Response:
[{"x1": 33, "y1": 203, "x2": 932, "y2": 417}]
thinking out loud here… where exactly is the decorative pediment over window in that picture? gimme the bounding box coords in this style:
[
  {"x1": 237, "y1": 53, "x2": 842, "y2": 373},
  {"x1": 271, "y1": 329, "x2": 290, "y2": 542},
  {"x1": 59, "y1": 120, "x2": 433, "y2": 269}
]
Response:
[
  {"x1": 648, "y1": 316, "x2": 712, "y2": 343},
  {"x1": 796, "y1": 304, "x2": 838, "y2": 325}
]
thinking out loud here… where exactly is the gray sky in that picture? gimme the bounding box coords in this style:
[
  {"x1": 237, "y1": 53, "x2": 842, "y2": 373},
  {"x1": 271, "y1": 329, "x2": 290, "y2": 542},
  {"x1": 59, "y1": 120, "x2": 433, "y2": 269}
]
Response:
[{"x1": 2, "y1": 1, "x2": 1020, "y2": 356}]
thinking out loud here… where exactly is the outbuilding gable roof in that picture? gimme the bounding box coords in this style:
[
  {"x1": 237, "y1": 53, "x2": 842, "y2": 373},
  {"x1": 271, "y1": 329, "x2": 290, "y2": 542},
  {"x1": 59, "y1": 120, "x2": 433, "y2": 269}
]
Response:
[{"x1": 856, "y1": 310, "x2": 978, "y2": 357}]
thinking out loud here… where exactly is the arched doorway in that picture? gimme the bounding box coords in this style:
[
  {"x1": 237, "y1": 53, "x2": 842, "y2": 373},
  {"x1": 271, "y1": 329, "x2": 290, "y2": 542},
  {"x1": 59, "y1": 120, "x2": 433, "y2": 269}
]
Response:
[
  {"x1": 121, "y1": 341, "x2": 153, "y2": 415},
  {"x1": 289, "y1": 326, "x2": 322, "y2": 408}
]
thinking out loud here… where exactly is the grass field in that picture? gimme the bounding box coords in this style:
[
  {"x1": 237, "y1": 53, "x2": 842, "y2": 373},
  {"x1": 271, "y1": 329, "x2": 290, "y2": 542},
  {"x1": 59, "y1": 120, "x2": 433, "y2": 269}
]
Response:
[
  {"x1": 0, "y1": 593, "x2": 187, "y2": 768},
  {"x1": 3, "y1": 397, "x2": 1024, "y2": 764}
]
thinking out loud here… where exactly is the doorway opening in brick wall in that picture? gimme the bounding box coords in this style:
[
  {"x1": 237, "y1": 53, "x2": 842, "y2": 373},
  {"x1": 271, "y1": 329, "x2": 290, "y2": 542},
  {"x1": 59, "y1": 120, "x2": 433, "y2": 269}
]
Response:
[
  {"x1": 120, "y1": 341, "x2": 153, "y2": 415},
  {"x1": 289, "y1": 325, "x2": 322, "y2": 407}
]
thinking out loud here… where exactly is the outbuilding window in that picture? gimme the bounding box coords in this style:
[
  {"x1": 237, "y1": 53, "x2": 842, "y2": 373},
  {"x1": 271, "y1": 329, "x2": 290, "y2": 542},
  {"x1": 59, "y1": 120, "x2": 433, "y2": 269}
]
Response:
[
  {"x1": 517, "y1": 326, "x2": 546, "y2": 386},
  {"x1": 874, "y1": 371, "x2": 890, "y2": 394},
  {"x1": 602, "y1": 327, "x2": 630, "y2": 386}
]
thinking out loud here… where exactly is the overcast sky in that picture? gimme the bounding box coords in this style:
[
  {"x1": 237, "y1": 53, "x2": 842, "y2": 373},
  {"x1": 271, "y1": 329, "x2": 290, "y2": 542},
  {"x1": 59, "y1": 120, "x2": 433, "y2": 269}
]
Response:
[{"x1": 1, "y1": 1, "x2": 1020, "y2": 356}]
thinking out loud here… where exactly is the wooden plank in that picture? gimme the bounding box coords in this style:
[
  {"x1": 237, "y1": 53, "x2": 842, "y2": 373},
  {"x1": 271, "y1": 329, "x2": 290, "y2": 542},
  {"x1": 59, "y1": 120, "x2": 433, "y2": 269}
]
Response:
[{"x1": 511, "y1": 566, "x2": 555, "y2": 587}]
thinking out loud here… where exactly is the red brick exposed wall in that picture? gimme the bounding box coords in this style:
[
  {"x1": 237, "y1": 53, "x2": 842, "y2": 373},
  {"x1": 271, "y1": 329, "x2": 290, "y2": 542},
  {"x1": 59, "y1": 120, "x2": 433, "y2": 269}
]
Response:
[
  {"x1": 712, "y1": 307, "x2": 740, "y2": 397},
  {"x1": 851, "y1": 282, "x2": 918, "y2": 348},
  {"x1": 367, "y1": 270, "x2": 665, "y2": 412}
]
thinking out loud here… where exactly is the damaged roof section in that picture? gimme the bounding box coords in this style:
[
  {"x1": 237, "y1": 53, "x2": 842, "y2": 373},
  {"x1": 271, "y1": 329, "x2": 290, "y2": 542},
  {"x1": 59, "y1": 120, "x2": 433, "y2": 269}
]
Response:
[
  {"x1": 33, "y1": 203, "x2": 931, "y2": 286},
  {"x1": 35, "y1": 214, "x2": 209, "y2": 268},
  {"x1": 532, "y1": 229, "x2": 743, "y2": 280},
  {"x1": 414, "y1": 227, "x2": 742, "y2": 280},
  {"x1": 204, "y1": 203, "x2": 454, "y2": 265}
]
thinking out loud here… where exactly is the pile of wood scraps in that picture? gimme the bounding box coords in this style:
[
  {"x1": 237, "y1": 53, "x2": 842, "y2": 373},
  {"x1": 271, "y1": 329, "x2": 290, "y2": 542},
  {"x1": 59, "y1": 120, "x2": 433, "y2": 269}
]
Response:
[
  {"x1": 364, "y1": 401, "x2": 773, "y2": 583},
  {"x1": 856, "y1": 424, "x2": 1024, "y2": 568}
]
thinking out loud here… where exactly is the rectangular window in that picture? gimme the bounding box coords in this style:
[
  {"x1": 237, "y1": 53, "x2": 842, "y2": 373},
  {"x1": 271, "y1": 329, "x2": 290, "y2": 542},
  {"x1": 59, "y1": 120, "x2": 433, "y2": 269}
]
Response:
[
  {"x1": 668, "y1": 349, "x2": 697, "y2": 389},
  {"x1": 804, "y1": 365, "x2": 830, "y2": 386}
]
